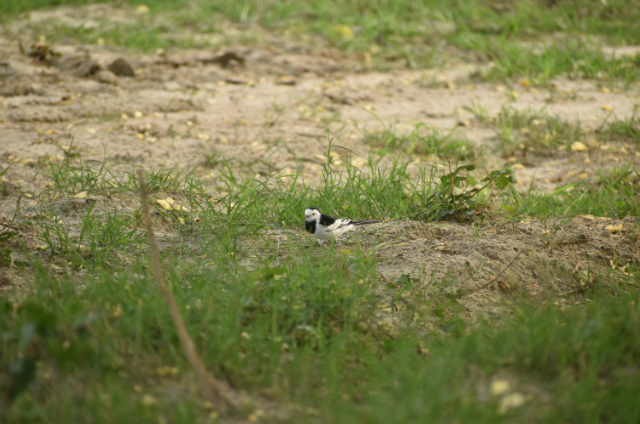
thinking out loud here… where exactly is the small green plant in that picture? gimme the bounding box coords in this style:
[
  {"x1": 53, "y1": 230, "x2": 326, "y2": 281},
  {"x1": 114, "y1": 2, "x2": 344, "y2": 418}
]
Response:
[
  {"x1": 202, "y1": 151, "x2": 225, "y2": 169},
  {"x1": 49, "y1": 160, "x2": 108, "y2": 195},
  {"x1": 414, "y1": 164, "x2": 514, "y2": 221},
  {"x1": 464, "y1": 102, "x2": 491, "y2": 124}
]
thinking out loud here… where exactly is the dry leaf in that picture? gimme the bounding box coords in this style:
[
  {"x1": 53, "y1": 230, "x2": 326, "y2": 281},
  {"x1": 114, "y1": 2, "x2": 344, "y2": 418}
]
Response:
[
  {"x1": 248, "y1": 409, "x2": 265, "y2": 422},
  {"x1": 276, "y1": 76, "x2": 297, "y2": 86},
  {"x1": 136, "y1": 4, "x2": 150, "y2": 14},
  {"x1": 352, "y1": 157, "x2": 368, "y2": 169},
  {"x1": 334, "y1": 25, "x2": 354, "y2": 40},
  {"x1": 491, "y1": 379, "x2": 510, "y2": 396},
  {"x1": 605, "y1": 223, "x2": 623, "y2": 233},
  {"x1": 141, "y1": 394, "x2": 157, "y2": 406},
  {"x1": 570, "y1": 141, "x2": 588, "y2": 152},
  {"x1": 73, "y1": 191, "x2": 88, "y2": 199},
  {"x1": 499, "y1": 393, "x2": 526, "y2": 413},
  {"x1": 156, "y1": 366, "x2": 179, "y2": 376},
  {"x1": 156, "y1": 197, "x2": 176, "y2": 210},
  {"x1": 112, "y1": 304, "x2": 123, "y2": 318}
]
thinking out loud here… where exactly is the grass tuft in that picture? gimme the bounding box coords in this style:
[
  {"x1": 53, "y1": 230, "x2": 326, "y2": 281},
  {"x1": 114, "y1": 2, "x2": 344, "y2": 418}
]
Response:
[
  {"x1": 364, "y1": 125, "x2": 476, "y2": 161},
  {"x1": 504, "y1": 167, "x2": 640, "y2": 218},
  {"x1": 493, "y1": 107, "x2": 583, "y2": 157},
  {"x1": 598, "y1": 113, "x2": 640, "y2": 144}
]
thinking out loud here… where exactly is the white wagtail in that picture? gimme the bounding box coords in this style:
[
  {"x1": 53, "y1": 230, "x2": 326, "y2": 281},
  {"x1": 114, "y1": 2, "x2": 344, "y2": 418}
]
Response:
[{"x1": 304, "y1": 207, "x2": 380, "y2": 241}]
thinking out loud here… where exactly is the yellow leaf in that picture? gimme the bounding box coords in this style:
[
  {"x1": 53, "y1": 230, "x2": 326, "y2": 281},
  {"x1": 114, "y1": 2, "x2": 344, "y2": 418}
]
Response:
[
  {"x1": 156, "y1": 366, "x2": 179, "y2": 376},
  {"x1": 156, "y1": 197, "x2": 175, "y2": 210},
  {"x1": 73, "y1": 191, "x2": 88, "y2": 199},
  {"x1": 136, "y1": 4, "x2": 150, "y2": 14},
  {"x1": 499, "y1": 393, "x2": 526, "y2": 413},
  {"x1": 570, "y1": 141, "x2": 588, "y2": 152},
  {"x1": 605, "y1": 223, "x2": 623, "y2": 233},
  {"x1": 333, "y1": 25, "x2": 354, "y2": 40},
  {"x1": 490, "y1": 379, "x2": 510, "y2": 396},
  {"x1": 141, "y1": 394, "x2": 157, "y2": 406},
  {"x1": 352, "y1": 157, "x2": 368, "y2": 169},
  {"x1": 601, "y1": 104, "x2": 614, "y2": 112},
  {"x1": 112, "y1": 304, "x2": 123, "y2": 318},
  {"x1": 248, "y1": 409, "x2": 264, "y2": 422}
]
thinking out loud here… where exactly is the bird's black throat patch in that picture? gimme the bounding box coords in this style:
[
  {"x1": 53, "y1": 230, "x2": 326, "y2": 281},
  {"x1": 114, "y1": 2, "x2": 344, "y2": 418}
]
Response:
[{"x1": 305, "y1": 220, "x2": 316, "y2": 233}]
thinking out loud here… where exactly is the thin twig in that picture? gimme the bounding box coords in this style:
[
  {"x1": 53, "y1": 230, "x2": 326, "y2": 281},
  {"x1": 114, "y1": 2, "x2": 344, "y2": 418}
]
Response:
[
  {"x1": 471, "y1": 249, "x2": 524, "y2": 293},
  {"x1": 137, "y1": 169, "x2": 240, "y2": 412}
]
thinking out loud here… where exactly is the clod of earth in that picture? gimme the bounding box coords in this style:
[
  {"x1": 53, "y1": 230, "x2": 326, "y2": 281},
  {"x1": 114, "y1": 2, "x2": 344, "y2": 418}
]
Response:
[{"x1": 107, "y1": 58, "x2": 135, "y2": 77}]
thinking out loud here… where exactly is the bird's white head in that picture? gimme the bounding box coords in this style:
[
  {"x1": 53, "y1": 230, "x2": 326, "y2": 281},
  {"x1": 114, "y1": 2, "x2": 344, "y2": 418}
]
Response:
[{"x1": 304, "y1": 207, "x2": 321, "y2": 222}]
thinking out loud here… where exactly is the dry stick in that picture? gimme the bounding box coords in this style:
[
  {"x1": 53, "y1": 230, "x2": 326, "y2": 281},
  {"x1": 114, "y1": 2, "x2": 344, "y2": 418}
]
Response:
[
  {"x1": 137, "y1": 170, "x2": 240, "y2": 412},
  {"x1": 471, "y1": 249, "x2": 524, "y2": 293}
]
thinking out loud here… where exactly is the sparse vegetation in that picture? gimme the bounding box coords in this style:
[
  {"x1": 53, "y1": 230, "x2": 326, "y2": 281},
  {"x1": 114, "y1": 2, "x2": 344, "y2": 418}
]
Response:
[
  {"x1": 3, "y1": 0, "x2": 640, "y2": 81},
  {"x1": 504, "y1": 167, "x2": 640, "y2": 218},
  {"x1": 598, "y1": 113, "x2": 640, "y2": 143},
  {"x1": 492, "y1": 107, "x2": 584, "y2": 157},
  {"x1": 364, "y1": 125, "x2": 476, "y2": 161}
]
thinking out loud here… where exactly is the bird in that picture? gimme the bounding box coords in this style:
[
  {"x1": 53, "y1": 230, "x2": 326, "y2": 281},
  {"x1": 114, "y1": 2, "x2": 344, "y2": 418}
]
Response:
[{"x1": 304, "y1": 207, "x2": 380, "y2": 241}]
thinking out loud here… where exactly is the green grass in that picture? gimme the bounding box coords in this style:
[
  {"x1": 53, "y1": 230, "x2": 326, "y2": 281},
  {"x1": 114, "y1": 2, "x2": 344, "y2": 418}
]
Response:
[
  {"x1": 364, "y1": 125, "x2": 476, "y2": 161},
  {"x1": 0, "y1": 0, "x2": 101, "y2": 16},
  {"x1": 47, "y1": 24, "x2": 200, "y2": 53},
  {"x1": 344, "y1": 289, "x2": 640, "y2": 423},
  {"x1": 504, "y1": 168, "x2": 640, "y2": 218},
  {"x1": 491, "y1": 106, "x2": 584, "y2": 157},
  {"x1": 1, "y1": 158, "x2": 638, "y2": 422},
  {"x1": 3, "y1": 0, "x2": 640, "y2": 81},
  {"x1": 598, "y1": 113, "x2": 640, "y2": 144},
  {"x1": 482, "y1": 40, "x2": 640, "y2": 84}
]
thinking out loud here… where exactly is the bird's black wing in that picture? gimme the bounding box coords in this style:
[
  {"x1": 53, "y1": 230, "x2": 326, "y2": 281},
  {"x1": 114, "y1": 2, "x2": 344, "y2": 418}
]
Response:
[{"x1": 319, "y1": 214, "x2": 336, "y2": 226}]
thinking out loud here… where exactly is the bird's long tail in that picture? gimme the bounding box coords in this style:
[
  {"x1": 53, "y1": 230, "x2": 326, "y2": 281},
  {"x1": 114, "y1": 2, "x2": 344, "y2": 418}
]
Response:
[{"x1": 351, "y1": 219, "x2": 382, "y2": 226}]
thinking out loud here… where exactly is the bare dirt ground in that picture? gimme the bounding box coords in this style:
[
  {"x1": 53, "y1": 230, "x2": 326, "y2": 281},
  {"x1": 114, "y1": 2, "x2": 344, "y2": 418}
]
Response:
[{"x1": 1, "y1": 4, "x2": 639, "y2": 314}]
